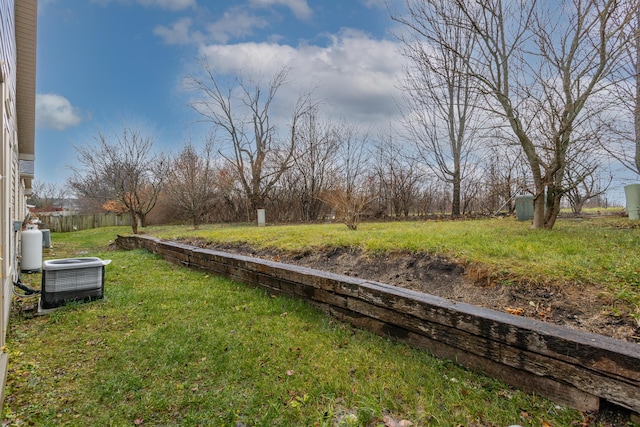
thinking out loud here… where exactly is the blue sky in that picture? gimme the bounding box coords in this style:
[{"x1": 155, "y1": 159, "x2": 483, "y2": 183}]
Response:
[{"x1": 35, "y1": 0, "x2": 407, "y2": 187}]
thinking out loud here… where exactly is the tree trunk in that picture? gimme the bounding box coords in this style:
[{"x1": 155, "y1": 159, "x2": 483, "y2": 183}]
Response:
[
  {"x1": 129, "y1": 209, "x2": 139, "y2": 234},
  {"x1": 544, "y1": 184, "x2": 562, "y2": 230},
  {"x1": 532, "y1": 193, "x2": 545, "y2": 229},
  {"x1": 451, "y1": 172, "x2": 461, "y2": 217},
  {"x1": 572, "y1": 199, "x2": 585, "y2": 215},
  {"x1": 248, "y1": 194, "x2": 264, "y2": 221}
]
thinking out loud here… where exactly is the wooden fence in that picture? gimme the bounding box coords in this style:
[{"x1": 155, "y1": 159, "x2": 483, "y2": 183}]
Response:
[
  {"x1": 116, "y1": 234, "x2": 640, "y2": 418},
  {"x1": 39, "y1": 213, "x2": 131, "y2": 232}
]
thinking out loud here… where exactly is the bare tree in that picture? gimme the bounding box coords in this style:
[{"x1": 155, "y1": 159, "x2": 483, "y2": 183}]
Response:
[
  {"x1": 69, "y1": 126, "x2": 168, "y2": 234},
  {"x1": 394, "y1": 0, "x2": 638, "y2": 229},
  {"x1": 290, "y1": 107, "x2": 339, "y2": 221},
  {"x1": 166, "y1": 137, "x2": 217, "y2": 229},
  {"x1": 603, "y1": 9, "x2": 640, "y2": 177},
  {"x1": 373, "y1": 129, "x2": 423, "y2": 217},
  {"x1": 480, "y1": 144, "x2": 523, "y2": 214},
  {"x1": 566, "y1": 170, "x2": 612, "y2": 215},
  {"x1": 413, "y1": 177, "x2": 450, "y2": 217},
  {"x1": 185, "y1": 62, "x2": 315, "y2": 220},
  {"x1": 29, "y1": 181, "x2": 67, "y2": 211},
  {"x1": 322, "y1": 124, "x2": 371, "y2": 230},
  {"x1": 397, "y1": 0, "x2": 482, "y2": 217},
  {"x1": 214, "y1": 164, "x2": 245, "y2": 222},
  {"x1": 633, "y1": 10, "x2": 640, "y2": 175}
]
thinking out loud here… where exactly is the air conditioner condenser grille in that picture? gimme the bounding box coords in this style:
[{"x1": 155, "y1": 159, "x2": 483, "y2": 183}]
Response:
[
  {"x1": 41, "y1": 257, "x2": 110, "y2": 309},
  {"x1": 43, "y1": 267, "x2": 103, "y2": 293}
]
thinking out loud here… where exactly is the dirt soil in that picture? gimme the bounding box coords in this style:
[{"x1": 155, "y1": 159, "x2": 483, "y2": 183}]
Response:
[{"x1": 184, "y1": 240, "x2": 640, "y2": 343}]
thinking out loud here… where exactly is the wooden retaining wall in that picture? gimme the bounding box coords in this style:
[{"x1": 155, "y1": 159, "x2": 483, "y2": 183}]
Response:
[{"x1": 116, "y1": 234, "x2": 640, "y2": 416}]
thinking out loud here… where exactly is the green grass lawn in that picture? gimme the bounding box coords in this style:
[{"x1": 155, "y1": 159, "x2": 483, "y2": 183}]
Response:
[
  {"x1": 147, "y1": 217, "x2": 640, "y2": 315},
  {"x1": 2, "y1": 226, "x2": 588, "y2": 426}
]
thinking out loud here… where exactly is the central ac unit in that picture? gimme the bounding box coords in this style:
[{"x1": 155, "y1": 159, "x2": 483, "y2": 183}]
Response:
[{"x1": 41, "y1": 257, "x2": 111, "y2": 309}]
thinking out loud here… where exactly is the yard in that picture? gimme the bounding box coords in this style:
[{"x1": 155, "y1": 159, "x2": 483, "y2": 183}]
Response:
[
  {"x1": 149, "y1": 216, "x2": 640, "y2": 341},
  {"x1": 2, "y1": 218, "x2": 639, "y2": 426}
]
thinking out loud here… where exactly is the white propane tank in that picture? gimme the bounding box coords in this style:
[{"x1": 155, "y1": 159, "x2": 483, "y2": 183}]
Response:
[{"x1": 21, "y1": 224, "x2": 43, "y2": 273}]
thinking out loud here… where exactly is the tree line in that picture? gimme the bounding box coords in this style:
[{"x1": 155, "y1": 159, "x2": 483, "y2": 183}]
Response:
[{"x1": 33, "y1": 0, "x2": 639, "y2": 232}]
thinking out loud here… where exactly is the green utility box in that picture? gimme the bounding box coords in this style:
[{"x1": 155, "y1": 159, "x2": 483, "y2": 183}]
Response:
[{"x1": 515, "y1": 195, "x2": 534, "y2": 221}]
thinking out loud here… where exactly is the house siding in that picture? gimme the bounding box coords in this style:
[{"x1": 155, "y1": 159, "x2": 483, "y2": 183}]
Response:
[{"x1": 0, "y1": 0, "x2": 37, "y2": 406}]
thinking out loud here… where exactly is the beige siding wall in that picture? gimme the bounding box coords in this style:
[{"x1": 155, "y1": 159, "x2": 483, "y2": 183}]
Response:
[
  {"x1": 1, "y1": 83, "x2": 9, "y2": 345},
  {"x1": 0, "y1": 0, "x2": 34, "y2": 405},
  {"x1": 1, "y1": 0, "x2": 17, "y2": 351}
]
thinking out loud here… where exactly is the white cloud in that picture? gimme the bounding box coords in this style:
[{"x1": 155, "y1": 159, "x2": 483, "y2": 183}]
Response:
[
  {"x1": 151, "y1": 2, "x2": 314, "y2": 46},
  {"x1": 196, "y1": 30, "x2": 406, "y2": 130},
  {"x1": 205, "y1": 8, "x2": 269, "y2": 44},
  {"x1": 136, "y1": 0, "x2": 196, "y2": 10},
  {"x1": 154, "y1": 17, "x2": 199, "y2": 45},
  {"x1": 199, "y1": 42, "x2": 297, "y2": 76},
  {"x1": 360, "y1": 0, "x2": 386, "y2": 9},
  {"x1": 36, "y1": 94, "x2": 85, "y2": 131},
  {"x1": 155, "y1": 9, "x2": 271, "y2": 45},
  {"x1": 90, "y1": 0, "x2": 196, "y2": 11},
  {"x1": 249, "y1": 0, "x2": 312, "y2": 20}
]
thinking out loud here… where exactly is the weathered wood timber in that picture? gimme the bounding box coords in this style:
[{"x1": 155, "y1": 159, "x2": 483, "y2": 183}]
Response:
[
  {"x1": 39, "y1": 213, "x2": 131, "y2": 232},
  {"x1": 115, "y1": 234, "x2": 640, "y2": 416}
]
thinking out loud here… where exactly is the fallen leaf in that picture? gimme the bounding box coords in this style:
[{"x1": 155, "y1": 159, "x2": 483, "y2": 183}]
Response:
[
  {"x1": 286, "y1": 370, "x2": 294, "y2": 376},
  {"x1": 289, "y1": 399, "x2": 302, "y2": 408},
  {"x1": 134, "y1": 418, "x2": 144, "y2": 425},
  {"x1": 505, "y1": 307, "x2": 525, "y2": 316}
]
